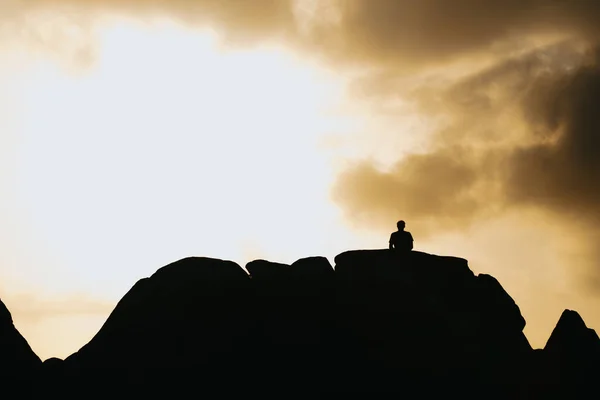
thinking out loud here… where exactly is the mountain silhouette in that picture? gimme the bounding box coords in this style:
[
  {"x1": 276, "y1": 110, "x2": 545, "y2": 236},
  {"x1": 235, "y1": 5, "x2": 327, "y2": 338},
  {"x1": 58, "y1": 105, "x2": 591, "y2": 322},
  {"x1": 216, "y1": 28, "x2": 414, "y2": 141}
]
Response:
[
  {"x1": 0, "y1": 300, "x2": 40, "y2": 367},
  {"x1": 2, "y1": 250, "x2": 598, "y2": 397}
]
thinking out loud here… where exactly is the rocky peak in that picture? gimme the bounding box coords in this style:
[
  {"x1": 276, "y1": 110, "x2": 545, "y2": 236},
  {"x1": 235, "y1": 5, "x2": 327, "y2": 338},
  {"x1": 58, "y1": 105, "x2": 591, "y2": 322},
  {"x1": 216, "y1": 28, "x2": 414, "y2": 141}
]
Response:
[{"x1": 2, "y1": 249, "x2": 598, "y2": 397}]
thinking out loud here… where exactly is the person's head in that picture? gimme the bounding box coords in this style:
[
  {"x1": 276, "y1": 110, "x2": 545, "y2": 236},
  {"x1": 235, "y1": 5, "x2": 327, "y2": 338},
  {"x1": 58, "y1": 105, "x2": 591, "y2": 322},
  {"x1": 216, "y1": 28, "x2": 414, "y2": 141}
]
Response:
[{"x1": 397, "y1": 220, "x2": 405, "y2": 230}]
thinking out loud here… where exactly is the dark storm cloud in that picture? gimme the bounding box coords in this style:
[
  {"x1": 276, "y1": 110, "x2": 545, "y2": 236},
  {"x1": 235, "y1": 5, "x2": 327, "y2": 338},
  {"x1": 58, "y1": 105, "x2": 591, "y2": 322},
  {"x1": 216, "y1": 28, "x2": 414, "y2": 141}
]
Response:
[
  {"x1": 332, "y1": 41, "x2": 600, "y2": 246},
  {"x1": 332, "y1": 147, "x2": 503, "y2": 235},
  {"x1": 508, "y1": 51, "x2": 600, "y2": 215},
  {"x1": 300, "y1": 0, "x2": 600, "y2": 70},
  {"x1": 313, "y1": 0, "x2": 600, "y2": 245}
]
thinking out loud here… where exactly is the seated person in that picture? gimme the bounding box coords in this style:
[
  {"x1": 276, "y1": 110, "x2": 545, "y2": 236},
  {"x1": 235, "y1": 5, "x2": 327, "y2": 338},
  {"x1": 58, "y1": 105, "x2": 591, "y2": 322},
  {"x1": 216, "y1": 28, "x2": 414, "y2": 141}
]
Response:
[{"x1": 389, "y1": 220, "x2": 413, "y2": 251}]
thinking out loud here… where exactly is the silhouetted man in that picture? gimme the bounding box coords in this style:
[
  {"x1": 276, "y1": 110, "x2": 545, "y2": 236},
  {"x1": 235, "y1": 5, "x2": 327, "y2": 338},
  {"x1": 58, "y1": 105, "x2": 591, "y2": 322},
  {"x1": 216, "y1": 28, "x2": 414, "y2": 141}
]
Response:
[{"x1": 389, "y1": 220, "x2": 413, "y2": 252}]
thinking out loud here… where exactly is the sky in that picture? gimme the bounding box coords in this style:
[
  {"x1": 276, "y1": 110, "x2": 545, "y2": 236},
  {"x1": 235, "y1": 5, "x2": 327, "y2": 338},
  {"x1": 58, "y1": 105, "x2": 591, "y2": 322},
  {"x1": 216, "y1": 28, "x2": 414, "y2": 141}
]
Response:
[{"x1": 1, "y1": 0, "x2": 600, "y2": 360}]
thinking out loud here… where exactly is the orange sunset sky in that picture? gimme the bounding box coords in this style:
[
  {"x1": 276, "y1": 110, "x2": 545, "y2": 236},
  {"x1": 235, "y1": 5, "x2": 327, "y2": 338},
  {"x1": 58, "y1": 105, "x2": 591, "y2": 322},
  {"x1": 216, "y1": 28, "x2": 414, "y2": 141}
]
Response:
[{"x1": 1, "y1": 0, "x2": 600, "y2": 360}]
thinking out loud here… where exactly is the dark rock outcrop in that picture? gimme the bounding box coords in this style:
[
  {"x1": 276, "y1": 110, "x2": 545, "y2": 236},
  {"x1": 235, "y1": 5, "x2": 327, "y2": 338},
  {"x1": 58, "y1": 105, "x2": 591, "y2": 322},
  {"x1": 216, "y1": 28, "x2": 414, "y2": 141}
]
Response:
[
  {"x1": 66, "y1": 257, "x2": 253, "y2": 373},
  {"x1": 245, "y1": 256, "x2": 336, "y2": 389},
  {"x1": 5, "y1": 249, "x2": 599, "y2": 397},
  {"x1": 0, "y1": 299, "x2": 41, "y2": 369},
  {"x1": 334, "y1": 250, "x2": 531, "y2": 394},
  {"x1": 545, "y1": 309, "x2": 600, "y2": 362},
  {"x1": 0, "y1": 297, "x2": 42, "y2": 393},
  {"x1": 531, "y1": 309, "x2": 600, "y2": 397}
]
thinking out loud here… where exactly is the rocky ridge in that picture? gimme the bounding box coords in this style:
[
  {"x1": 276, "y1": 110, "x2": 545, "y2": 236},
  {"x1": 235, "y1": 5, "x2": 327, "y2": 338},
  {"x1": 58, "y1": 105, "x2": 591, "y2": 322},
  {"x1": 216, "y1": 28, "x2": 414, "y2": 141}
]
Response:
[{"x1": 1, "y1": 249, "x2": 598, "y2": 397}]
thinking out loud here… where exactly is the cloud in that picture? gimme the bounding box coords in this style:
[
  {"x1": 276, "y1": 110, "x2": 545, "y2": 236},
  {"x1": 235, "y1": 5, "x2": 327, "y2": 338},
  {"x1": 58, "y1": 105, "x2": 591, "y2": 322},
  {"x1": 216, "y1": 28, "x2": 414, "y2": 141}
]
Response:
[
  {"x1": 5, "y1": 0, "x2": 599, "y2": 75},
  {"x1": 299, "y1": 0, "x2": 600, "y2": 71},
  {"x1": 4, "y1": 0, "x2": 600, "y2": 69},
  {"x1": 506, "y1": 49, "x2": 600, "y2": 216},
  {"x1": 331, "y1": 38, "x2": 600, "y2": 287},
  {"x1": 333, "y1": 41, "x2": 599, "y2": 221},
  {"x1": 332, "y1": 148, "x2": 501, "y2": 236},
  {"x1": 6, "y1": 1, "x2": 597, "y2": 234},
  {"x1": 5, "y1": 0, "x2": 295, "y2": 43},
  {"x1": 0, "y1": 0, "x2": 297, "y2": 70}
]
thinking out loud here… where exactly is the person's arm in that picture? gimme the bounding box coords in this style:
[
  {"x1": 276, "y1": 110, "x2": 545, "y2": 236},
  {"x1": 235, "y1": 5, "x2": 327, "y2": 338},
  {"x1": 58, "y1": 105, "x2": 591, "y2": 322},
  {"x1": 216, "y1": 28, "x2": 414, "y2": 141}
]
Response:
[
  {"x1": 389, "y1": 234, "x2": 394, "y2": 249},
  {"x1": 409, "y1": 233, "x2": 414, "y2": 250}
]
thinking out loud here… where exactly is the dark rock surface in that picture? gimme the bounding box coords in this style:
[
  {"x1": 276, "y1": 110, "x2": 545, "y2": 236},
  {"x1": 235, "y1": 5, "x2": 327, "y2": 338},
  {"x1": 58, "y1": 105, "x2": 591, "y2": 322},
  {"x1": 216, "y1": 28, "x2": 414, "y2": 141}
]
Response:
[
  {"x1": 0, "y1": 299, "x2": 41, "y2": 369},
  {"x1": 0, "y1": 296, "x2": 42, "y2": 394},
  {"x1": 532, "y1": 309, "x2": 600, "y2": 397},
  {"x1": 3, "y1": 249, "x2": 599, "y2": 397}
]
